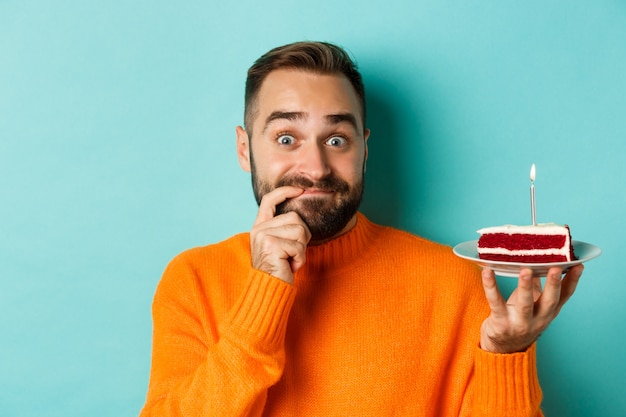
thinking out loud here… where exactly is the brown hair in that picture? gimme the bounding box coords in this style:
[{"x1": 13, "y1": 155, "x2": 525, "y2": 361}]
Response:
[{"x1": 244, "y1": 41, "x2": 366, "y2": 135}]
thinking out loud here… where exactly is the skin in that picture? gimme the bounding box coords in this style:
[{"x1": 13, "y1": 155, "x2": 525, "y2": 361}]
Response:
[
  {"x1": 236, "y1": 69, "x2": 369, "y2": 284},
  {"x1": 480, "y1": 264, "x2": 583, "y2": 353},
  {"x1": 235, "y1": 68, "x2": 584, "y2": 354}
]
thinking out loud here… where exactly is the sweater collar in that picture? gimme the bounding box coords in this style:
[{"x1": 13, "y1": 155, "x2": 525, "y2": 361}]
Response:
[{"x1": 301, "y1": 212, "x2": 377, "y2": 273}]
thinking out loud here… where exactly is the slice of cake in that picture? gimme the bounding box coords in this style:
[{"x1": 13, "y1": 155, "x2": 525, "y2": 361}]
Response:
[{"x1": 477, "y1": 223, "x2": 576, "y2": 263}]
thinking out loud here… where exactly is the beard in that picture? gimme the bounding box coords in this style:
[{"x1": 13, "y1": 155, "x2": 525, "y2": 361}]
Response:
[{"x1": 250, "y1": 159, "x2": 364, "y2": 242}]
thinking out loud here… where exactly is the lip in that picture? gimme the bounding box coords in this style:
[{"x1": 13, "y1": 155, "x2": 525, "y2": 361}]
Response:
[{"x1": 299, "y1": 188, "x2": 334, "y2": 196}]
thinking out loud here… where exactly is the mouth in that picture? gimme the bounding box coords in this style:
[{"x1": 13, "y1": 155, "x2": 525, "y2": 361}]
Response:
[{"x1": 298, "y1": 188, "x2": 335, "y2": 197}]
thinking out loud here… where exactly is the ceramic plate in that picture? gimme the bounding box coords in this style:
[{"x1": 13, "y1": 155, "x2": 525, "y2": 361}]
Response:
[{"x1": 452, "y1": 240, "x2": 601, "y2": 277}]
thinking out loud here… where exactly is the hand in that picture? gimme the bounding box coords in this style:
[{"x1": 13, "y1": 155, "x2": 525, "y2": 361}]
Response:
[
  {"x1": 250, "y1": 186, "x2": 312, "y2": 284},
  {"x1": 479, "y1": 264, "x2": 584, "y2": 353}
]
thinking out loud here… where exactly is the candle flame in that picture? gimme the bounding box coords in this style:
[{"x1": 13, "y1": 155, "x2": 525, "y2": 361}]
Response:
[{"x1": 530, "y1": 164, "x2": 536, "y2": 182}]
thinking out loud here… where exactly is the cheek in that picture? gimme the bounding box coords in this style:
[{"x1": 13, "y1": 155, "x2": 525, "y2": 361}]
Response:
[
  {"x1": 335, "y1": 153, "x2": 366, "y2": 180},
  {"x1": 253, "y1": 151, "x2": 293, "y2": 181}
]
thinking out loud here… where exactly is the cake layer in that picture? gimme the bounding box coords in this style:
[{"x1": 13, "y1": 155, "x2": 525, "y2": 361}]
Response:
[{"x1": 478, "y1": 233, "x2": 567, "y2": 250}]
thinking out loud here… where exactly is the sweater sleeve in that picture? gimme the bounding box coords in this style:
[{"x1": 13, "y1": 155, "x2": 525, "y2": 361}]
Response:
[
  {"x1": 473, "y1": 343, "x2": 544, "y2": 417},
  {"x1": 139, "y1": 257, "x2": 296, "y2": 417},
  {"x1": 459, "y1": 343, "x2": 544, "y2": 417}
]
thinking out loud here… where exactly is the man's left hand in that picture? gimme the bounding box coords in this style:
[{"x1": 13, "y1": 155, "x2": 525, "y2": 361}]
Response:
[{"x1": 479, "y1": 264, "x2": 584, "y2": 353}]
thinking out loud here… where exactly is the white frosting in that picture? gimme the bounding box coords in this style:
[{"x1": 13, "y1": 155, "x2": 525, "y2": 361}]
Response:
[
  {"x1": 477, "y1": 223, "x2": 567, "y2": 235},
  {"x1": 477, "y1": 247, "x2": 569, "y2": 256}
]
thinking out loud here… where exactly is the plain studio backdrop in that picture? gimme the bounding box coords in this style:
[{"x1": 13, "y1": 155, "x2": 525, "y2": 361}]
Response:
[{"x1": 1, "y1": 1, "x2": 624, "y2": 416}]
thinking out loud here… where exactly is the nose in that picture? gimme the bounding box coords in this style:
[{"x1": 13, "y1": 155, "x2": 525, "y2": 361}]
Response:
[{"x1": 297, "y1": 141, "x2": 331, "y2": 180}]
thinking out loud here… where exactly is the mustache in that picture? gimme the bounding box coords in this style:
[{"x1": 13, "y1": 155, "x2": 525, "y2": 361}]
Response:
[{"x1": 276, "y1": 175, "x2": 350, "y2": 193}]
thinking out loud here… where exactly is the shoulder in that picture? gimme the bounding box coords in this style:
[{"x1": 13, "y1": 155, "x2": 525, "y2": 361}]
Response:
[
  {"x1": 168, "y1": 232, "x2": 250, "y2": 269},
  {"x1": 155, "y1": 233, "x2": 251, "y2": 297},
  {"x1": 364, "y1": 217, "x2": 456, "y2": 258}
]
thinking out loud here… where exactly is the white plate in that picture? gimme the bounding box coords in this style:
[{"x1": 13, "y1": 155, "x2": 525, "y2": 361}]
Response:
[{"x1": 452, "y1": 240, "x2": 602, "y2": 277}]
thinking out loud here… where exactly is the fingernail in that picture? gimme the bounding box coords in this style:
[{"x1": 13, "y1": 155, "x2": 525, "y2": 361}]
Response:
[{"x1": 521, "y1": 269, "x2": 533, "y2": 280}]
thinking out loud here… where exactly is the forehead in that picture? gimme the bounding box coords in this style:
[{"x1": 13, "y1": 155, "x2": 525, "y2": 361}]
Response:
[{"x1": 253, "y1": 69, "x2": 362, "y2": 125}]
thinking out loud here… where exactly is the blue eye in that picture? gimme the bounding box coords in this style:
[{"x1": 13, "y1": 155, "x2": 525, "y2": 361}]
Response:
[
  {"x1": 326, "y1": 136, "x2": 347, "y2": 147},
  {"x1": 277, "y1": 135, "x2": 295, "y2": 145}
]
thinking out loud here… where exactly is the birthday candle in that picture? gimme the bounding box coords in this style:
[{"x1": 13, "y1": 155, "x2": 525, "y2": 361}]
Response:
[{"x1": 530, "y1": 164, "x2": 536, "y2": 226}]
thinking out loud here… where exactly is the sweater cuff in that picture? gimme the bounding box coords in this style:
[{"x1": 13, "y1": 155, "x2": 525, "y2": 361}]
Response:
[
  {"x1": 474, "y1": 343, "x2": 543, "y2": 415},
  {"x1": 225, "y1": 269, "x2": 296, "y2": 353}
]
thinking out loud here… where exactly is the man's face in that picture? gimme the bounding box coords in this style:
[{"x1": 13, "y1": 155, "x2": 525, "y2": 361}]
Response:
[{"x1": 237, "y1": 69, "x2": 369, "y2": 242}]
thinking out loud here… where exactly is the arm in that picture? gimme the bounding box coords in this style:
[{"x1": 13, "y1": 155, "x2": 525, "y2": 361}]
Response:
[
  {"x1": 139, "y1": 263, "x2": 296, "y2": 417},
  {"x1": 140, "y1": 186, "x2": 310, "y2": 417},
  {"x1": 464, "y1": 264, "x2": 584, "y2": 416}
]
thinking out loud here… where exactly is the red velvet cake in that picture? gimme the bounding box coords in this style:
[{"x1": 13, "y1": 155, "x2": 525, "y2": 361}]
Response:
[{"x1": 477, "y1": 223, "x2": 576, "y2": 263}]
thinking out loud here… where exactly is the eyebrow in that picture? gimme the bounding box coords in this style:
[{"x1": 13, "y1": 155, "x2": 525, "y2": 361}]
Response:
[
  {"x1": 264, "y1": 111, "x2": 304, "y2": 132},
  {"x1": 263, "y1": 111, "x2": 359, "y2": 133},
  {"x1": 325, "y1": 113, "x2": 359, "y2": 130}
]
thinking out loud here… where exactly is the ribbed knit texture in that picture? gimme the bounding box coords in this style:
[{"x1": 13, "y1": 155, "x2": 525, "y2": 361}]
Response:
[{"x1": 140, "y1": 213, "x2": 543, "y2": 417}]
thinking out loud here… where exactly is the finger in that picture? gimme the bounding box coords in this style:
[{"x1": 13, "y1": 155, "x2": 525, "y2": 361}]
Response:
[
  {"x1": 515, "y1": 268, "x2": 536, "y2": 320},
  {"x1": 535, "y1": 266, "x2": 563, "y2": 318},
  {"x1": 251, "y1": 233, "x2": 307, "y2": 282},
  {"x1": 481, "y1": 268, "x2": 507, "y2": 318},
  {"x1": 253, "y1": 208, "x2": 311, "y2": 240},
  {"x1": 273, "y1": 235, "x2": 308, "y2": 273},
  {"x1": 532, "y1": 277, "x2": 543, "y2": 299},
  {"x1": 255, "y1": 218, "x2": 311, "y2": 247},
  {"x1": 289, "y1": 243, "x2": 308, "y2": 272},
  {"x1": 255, "y1": 186, "x2": 305, "y2": 224},
  {"x1": 554, "y1": 264, "x2": 584, "y2": 315},
  {"x1": 277, "y1": 211, "x2": 312, "y2": 245}
]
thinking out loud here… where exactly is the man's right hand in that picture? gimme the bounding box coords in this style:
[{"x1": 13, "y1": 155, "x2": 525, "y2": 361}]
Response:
[{"x1": 250, "y1": 186, "x2": 312, "y2": 284}]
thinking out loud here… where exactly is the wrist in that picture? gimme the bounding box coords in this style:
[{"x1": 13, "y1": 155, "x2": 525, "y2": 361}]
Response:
[{"x1": 479, "y1": 333, "x2": 535, "y2": 354}]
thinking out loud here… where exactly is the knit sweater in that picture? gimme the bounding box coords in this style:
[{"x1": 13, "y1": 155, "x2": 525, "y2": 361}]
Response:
[{"x1": 139, "y1": 213, "x2": 543, "y2": 417}]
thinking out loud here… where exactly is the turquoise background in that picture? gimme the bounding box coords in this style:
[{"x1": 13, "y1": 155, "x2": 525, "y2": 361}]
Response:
[{"x1": 1, "y1": 1, "x2": 624, "y2": 416}]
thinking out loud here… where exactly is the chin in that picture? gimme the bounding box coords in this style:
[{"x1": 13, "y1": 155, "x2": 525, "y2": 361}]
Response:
[{"x1": 279, "y1": 198, "x2": 358, "y2": 242}]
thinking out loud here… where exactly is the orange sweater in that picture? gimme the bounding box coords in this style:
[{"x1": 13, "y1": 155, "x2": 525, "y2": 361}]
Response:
[{"x1": 140, "y1": 213, "x2": 543, "y2": 416}]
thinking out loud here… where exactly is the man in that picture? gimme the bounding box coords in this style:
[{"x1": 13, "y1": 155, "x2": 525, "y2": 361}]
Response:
[{"x1": 139, "y1": 41, "x2": 583, "y2": 416}]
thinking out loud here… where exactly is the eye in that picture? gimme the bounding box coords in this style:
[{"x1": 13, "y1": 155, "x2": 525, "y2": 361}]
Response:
[
  {"x1": 326, "y1": 136, "x2": 347, "y2": 147},
  {"x1": 277, "y1": 135, "x2": 295, "y2": 146}
]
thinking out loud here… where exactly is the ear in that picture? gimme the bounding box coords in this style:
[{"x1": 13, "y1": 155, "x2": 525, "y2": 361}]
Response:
[
  {"x1": 363, "y1": 128, "x2": 370, "y2": 172},
  {"x1": 236, "y1": 126, "x2": 251, "y2": 172}
]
